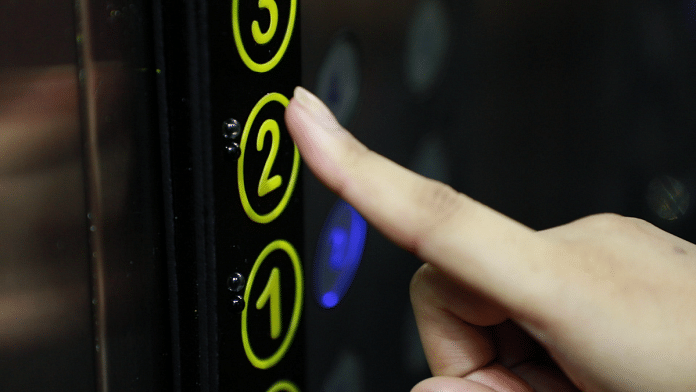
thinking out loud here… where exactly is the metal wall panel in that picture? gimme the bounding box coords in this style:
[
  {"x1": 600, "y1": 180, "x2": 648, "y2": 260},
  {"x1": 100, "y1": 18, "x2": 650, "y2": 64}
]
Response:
[
  {"x1": 75, "y1": 0, "x2": 172, "y2": 390},
  {"x1": 1, "y1": 1, "x2": 172, "y2": 390},
  {"x1": 0, "y1": 1, "x2": 94, "y2": 390}
]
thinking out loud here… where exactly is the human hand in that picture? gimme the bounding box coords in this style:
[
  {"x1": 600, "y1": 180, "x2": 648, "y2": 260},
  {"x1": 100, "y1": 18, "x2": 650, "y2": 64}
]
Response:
[{"x1": 284, "y1": 87, "x2": 696, "y2": 392}]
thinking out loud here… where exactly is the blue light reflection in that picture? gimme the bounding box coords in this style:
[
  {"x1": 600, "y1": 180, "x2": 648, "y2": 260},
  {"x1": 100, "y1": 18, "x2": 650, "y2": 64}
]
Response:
[
  {"x1": 322, "y1": 292, "x2": 340, "y2": 309},
  {"x1": 329, "y1": 227, "x2": 348, "y2": 271},
  {"x1": 314, "y1": 199, "x2": 367, "y2": 309}
]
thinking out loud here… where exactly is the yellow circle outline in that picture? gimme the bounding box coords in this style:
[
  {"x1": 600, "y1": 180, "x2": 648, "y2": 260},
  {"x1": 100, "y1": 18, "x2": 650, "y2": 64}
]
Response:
[
  {"x1": 267, "y1": 380, "x2": 301, "y2": 392},
  {"x1": 242, "y1": 240, "x2": 304, "y2": 369},
  {"x1": 232, "y1": 0, "x2": 297, "y2": 73},
  {"x1": 238, "y1": 93, "x2": 300, "y2": 224}
]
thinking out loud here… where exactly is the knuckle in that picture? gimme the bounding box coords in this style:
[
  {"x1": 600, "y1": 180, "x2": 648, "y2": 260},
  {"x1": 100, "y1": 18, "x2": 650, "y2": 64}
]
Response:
[{"x1": 418, "y1": 180, "x2": 467, "y2": 223}]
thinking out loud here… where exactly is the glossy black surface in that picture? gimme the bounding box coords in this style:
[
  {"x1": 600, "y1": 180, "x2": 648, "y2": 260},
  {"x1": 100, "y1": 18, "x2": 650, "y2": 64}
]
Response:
[{"x1": 207, "y1": 0, "x2": 305, "y2": 389}]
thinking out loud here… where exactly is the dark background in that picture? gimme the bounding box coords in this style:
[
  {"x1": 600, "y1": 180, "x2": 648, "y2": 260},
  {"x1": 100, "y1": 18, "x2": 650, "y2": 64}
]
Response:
[{"x1": 300, "y1": 0, "x2": 696, "y2": 391}]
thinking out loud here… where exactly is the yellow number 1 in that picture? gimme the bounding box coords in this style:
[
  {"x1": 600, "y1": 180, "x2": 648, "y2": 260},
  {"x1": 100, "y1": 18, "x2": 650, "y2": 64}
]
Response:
[
  {"x1": 257, "y1": 267, "x2": 282, "y2": 339},
  {"x1": 252, "y1": 0, "x2": 278, "y2": 45}
]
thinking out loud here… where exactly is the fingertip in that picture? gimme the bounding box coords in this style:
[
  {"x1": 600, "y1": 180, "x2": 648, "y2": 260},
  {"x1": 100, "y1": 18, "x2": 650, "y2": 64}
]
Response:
[
  {"x1": 284, "y1": 86, "x2": 338, "y2": 149},
  {"x1": 284, "y1": 88, "x2": 349, "y2": 194},
  {"x1": 412, "y1": 377, "x2": 497, "y2": 392},
  {"x1": 289, "y1": 86, "x2": 342, "y2": 130},
  {"x1": 283, "y1": 97, "x2": 306, "y2": 139},
  {"x1": 284, "y1": 97, "x2": 328, "y2": 163}
]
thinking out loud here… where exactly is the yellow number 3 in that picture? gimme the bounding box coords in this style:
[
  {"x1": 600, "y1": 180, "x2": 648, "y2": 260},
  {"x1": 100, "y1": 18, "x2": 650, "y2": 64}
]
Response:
[
  {"x1": 252, "y1": 0, "x2": 278, "y2": 45},
  {"x1": 232, "y1": 0, "x2": 297, "y2": 73}
]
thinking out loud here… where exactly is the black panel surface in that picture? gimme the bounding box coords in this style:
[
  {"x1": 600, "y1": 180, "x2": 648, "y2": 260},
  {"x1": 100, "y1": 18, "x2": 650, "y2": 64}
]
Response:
[{"x1": 208, "y1": 0, "x2": 305, "y2": 391}]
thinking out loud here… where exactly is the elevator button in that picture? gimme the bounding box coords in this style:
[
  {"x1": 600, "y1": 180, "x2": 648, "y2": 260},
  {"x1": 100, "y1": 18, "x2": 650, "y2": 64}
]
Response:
[{"x1": 313, "y1": 199, "x2": 367, "y2": 309}]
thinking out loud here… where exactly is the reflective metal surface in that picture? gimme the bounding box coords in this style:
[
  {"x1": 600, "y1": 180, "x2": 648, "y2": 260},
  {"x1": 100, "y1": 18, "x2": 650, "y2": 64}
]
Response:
[
  {"x1": 1, "y1": 1, "x2": 170, "y2": 390},
  {"x1": 0, "y1": 2, "x2": 94, "y2": 390},
  {"x1": 76, "y1": 1, "x2": 171, "y2": 390}
]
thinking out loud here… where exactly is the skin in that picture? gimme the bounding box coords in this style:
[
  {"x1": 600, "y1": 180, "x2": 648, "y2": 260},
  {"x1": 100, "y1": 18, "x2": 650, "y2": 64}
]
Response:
[{"x1": 284, "y1": 86, "x2": 696, "y2": 392}]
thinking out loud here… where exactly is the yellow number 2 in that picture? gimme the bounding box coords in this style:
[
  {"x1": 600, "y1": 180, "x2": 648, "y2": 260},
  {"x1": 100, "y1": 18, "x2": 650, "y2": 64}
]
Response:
[
  {"x1": 256, "y1": 119, "x2": 283, "y2": 197},
  {"x1": 252, "y1": 0, "x2": 279, "y2": 45},
  {"x1": 256, "y1": 267, "x2": 282, "y2": 339}
]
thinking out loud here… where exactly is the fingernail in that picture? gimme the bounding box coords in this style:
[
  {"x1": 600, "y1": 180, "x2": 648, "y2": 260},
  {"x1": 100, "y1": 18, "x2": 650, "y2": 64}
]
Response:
[{"x1": 293, "y1": 86, "x2": 339, "y2": 128}]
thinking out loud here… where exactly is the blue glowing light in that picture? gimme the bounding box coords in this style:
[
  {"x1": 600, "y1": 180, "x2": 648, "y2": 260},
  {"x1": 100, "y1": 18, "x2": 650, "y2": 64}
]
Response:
[
  {"x1": 313, "y1": 199, "x2": 368, "y2": 309},
  {"x1": 329, "y1": 227, "x2": 348, "y2": 271},
  {"x1": 321, "y1": 292, "x2": 340, "y2": 308}
]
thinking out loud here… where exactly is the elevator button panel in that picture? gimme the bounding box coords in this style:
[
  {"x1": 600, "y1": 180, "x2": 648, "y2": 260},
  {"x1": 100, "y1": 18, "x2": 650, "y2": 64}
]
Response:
[{"x1": 209, "y1": 0, "x2": 304, "y2": 390}]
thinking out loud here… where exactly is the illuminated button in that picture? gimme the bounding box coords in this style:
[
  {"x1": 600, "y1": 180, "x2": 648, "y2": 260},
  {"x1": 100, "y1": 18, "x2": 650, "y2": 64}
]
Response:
[
  {"x1": 405, "y1": 0, "x2": 451, "y2": 94},
  {"x1": 313, "y1": 199, "x2": 367, "y2": 309},
  {"x1": 315, "y1": 34, "x2": 361, "y2": 126}
]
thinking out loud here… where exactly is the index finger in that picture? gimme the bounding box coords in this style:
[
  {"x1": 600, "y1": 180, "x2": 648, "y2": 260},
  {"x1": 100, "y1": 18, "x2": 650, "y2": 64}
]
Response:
[{"x1": 284, "y1": 87, "x2": 559, "y2": 313}]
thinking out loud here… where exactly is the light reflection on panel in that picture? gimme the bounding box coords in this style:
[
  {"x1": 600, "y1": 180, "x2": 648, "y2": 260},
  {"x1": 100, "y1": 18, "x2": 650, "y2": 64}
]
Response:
[
  {"x1": 0, "y1": 1, "x2": 172, "y2": 390},
  {"x1": 313, "y1": 199, "x2": 367, "y2": 309},
  {"x1": 646, "y1": 176, "x2": 692, "y2": 222},
  {"x1": 409, "y1": 132, "x2": 451, "y2": 184},
  {"x1": 77, "y1": 1, "x2": 172, "y2": 389},
  {"x1": 321, "y1": 350, "x2": 366, "y2": 392},
  {"x1": 315, "y1": 34, "x2": 362, "y2": 126},
  {"x1": 0, "y1": 2, "x2": 94, "y2": 390},
  {"x1": 404, "y1": 0, "x2": 451, "y2": 94}
]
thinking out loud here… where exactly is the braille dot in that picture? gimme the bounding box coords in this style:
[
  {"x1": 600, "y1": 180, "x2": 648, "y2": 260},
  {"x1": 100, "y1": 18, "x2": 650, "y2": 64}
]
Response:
[
  {"x1": 229, "y1": 295, "x2": 246, "y2": 313},
  {"x1": 227, "y1": 273, "x2": 247, "y2": 292}
]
